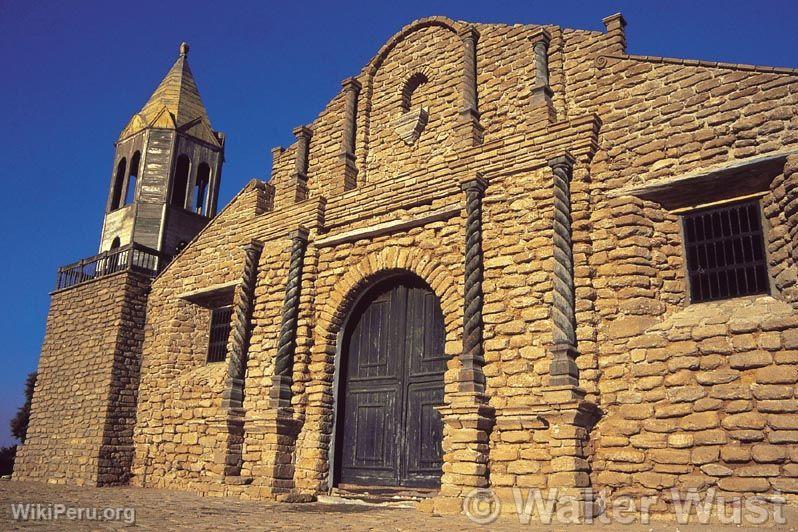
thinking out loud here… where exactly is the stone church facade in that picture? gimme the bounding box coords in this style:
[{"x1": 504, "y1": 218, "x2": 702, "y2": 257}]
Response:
[{"x1": 15, "y1": 13, "x2": 798, "y2": 519}]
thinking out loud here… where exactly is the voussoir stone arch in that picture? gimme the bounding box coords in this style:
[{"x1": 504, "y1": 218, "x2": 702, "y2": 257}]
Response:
[
  {"x1": 365, "y1": 16, "x2": 463, "y2": 79},
  {"x1": 315, "y1": 246, "x2": 461, "y2": 354}
]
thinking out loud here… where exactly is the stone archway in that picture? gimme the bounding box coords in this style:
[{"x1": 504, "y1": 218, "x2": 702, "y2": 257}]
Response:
[
  {"x1": 293, "y1": 247, "x2": 462, "y2": 494},
  {"x1": 334, "y1": 272, "x2": 446, "y2": 489}
]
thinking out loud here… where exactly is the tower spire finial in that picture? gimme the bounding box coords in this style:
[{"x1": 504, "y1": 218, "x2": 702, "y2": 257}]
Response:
[{"x1": 179, "y1": 42, "x2": 189, "y2": 57}]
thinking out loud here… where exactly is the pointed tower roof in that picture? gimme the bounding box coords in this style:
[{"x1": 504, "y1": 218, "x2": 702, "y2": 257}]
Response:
[{"x1": 119, "y1": 42, "x2": 221, "y2": 147}]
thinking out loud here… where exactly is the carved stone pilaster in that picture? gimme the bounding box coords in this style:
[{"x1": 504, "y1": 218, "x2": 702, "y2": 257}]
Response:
[
  {"x1": 602, "y1": 12, "x2": 628, "y2": 55},
  {"x1": 430, "y1": 175, "x2": 495, "y2": 508},
  {"x1": 216, "y1": 239, "x2": 262, "y2": 481},
  {"x1": 244, "y1": 412, "x2": 302, "y2": 495},
  {"x1": 339, "y1": 77, "x2": 361, "y2": 191},
  {"x1": 541, "y1": 399, "x2": 600, "y2": 520},
  {"x1": 459, "y1": 175, "x2": 488, "y2": 394},
  {"x1": 530, "y1": 28, "x2": 556, "y2": 122},
  {"x1": 455, "y1": 25, "x2": 484, "y2": 146},
  {"x1": 221, "y1": 240, "x2": 263, "y2": 409},
  {"x1": 271, "y1": 227, "x2": 310, "y2": 407},
  {"x1": 292, "y1": 126, "x2": 313, "y2": 202},
  {"x1": 254, "y1": 181, "x2": 275, "y2": 215},
  {"x1": 548, "y1": 154, "x2": 579, "y2": 388}
]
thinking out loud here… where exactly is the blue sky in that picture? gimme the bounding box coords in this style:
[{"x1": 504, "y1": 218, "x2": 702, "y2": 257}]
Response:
[{"x1": 0, "y1": 1, "x2": 796, "y2": 447}]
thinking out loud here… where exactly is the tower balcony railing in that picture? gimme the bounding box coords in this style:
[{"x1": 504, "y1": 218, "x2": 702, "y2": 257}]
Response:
[{"x1": 55, "y1": 243, "x2": 167, "y2": 291}]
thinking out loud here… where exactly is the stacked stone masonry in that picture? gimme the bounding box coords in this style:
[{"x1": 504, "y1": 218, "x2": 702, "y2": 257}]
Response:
[
  {"x1": 18, "y1": 13, "x2": 798, "y2": 521},
  {"x1": 15, "y1": 271, "x2": 149, "y2": 486}
]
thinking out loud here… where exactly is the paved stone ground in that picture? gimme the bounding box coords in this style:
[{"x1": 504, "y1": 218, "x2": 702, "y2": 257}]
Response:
[{"x1": 2, "y1": 480, "x2": 798, "y2": 531}]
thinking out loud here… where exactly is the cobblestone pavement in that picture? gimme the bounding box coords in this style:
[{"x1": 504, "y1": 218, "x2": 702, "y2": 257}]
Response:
[{"x1": 2, "y1": 480, "x2": 798, "y2": 531}]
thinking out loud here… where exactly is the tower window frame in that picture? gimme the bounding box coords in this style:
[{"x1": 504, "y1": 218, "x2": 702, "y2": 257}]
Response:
[
  {"x1": 109, "y1": 157, "x2": 127, "y2": 211},
  {"x1": 124, "y1": 151, "x2": 141, "y2": 206},
  {"x1": 194, "y1": 162, "x2": 211, "y2": 216},
  {"x1": 207, "y1": 305, "x2": 233, "y2": 363},
  {"x1": 171, "y1": 154, "x2": 192, "y2": 209},
  {"x1": 681, "y1": 198, "x2": 770, "y2": 304}
]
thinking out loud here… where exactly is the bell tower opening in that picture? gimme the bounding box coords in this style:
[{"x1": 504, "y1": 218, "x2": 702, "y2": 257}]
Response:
[
  {"x1": 125, "y1": 151, "x2": 140, "y2": 205},
  {"x1": 171, "y1": 155, "x2": 191, "y2": 209},
  {"x1": 109, "y1": 158, "x2": 127, "y2": 211}
]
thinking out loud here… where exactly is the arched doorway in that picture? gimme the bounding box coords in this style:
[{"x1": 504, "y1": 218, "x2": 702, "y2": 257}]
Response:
[{"x1": 334, "y1": 274, "x2": 446, "y2": 489}]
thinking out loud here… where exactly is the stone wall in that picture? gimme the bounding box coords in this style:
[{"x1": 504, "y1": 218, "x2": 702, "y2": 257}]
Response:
[
  {"x1": 127, "y1": 13, "x2": 798, "y2": 519},
  {"x1": 588, "y1": 53, "x2": 798, "y2": 510},
  {"x1": 14, "y1": 271, "x2": 149, "y2": 486}
]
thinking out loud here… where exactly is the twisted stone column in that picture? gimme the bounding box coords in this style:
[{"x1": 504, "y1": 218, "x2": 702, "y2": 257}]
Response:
[
  {"x1": 240, "y1": 229, "x2": 309, "y2": 495},
  {"x1": 271, "y1": 227, "x2": 310, "y2": 407},
  {"x1": 459, "y1": 176, "x2": 488, "y2": 393},
  {"x1": 435, "y1": 177, "x2": 494, "y2": 504},
  {"x1": 548, "y1": 154, "x2": 579, "y2": 387},
  {"x1": 216, "y1": 239, "x2": 262, "y2": 481},
  {"x1": 222, "y1": 240, "x2": 263, "y2": 409}
]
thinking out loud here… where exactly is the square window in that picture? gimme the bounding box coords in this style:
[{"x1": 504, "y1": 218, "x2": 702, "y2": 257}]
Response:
[
  {"x1": 682, "y1": 199, "x2": 769, "y2": 303},
  {"x1": 207, "y1": 306, "x2": 233, "y2": 363}
]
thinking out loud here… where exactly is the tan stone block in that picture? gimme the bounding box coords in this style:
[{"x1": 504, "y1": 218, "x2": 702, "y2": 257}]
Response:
[
  {"x1": 668, "y1": 433, "x2": 694, "y2": 448},
  {"x1": 751, "y1": 444, "x2": 786, "y2": 463},
  {"x1": 655, "y1": 403, "x2": 693, "y2": 419},
  {"x1": 736, "y1": 464, "x2": 780, "y2": 477},
  {"x1": 596, "y1": 470, "x2": 631, "y2": 487},
  {"x1": 550, "y1": 456, "x2": 588, "y2": 472},
  {"x1": 717, "y1": 476, "x2": 769, "y2": 495},
  {"x1": 755, "y1": 365, "x2": 798, "y2": 384},
  {"x1": 752, "y1": 384, "x2": 793, "y2": 400},
  {"x1": 770, "y1": 478, "x2": 798, "y2": 493},
  {"x1": 700, "y1": 463, "x2": 732, "y2": 477},
  {"x1": 507, "y1": 460, "x2": 540, "y2": 474},
  {"x1": 729, "y1": 351, "x2": 773, "y2": 370},
  {"x1": 548, "y1": 471, "x2": 590, "y2": 488},
  {"x1": 608, "y1": 316, "x2": 658, "y2": 339},
  {"x1": 720, "y1": 445, "x2": 751, "y2": 463},
  {"x1": 693, "y1": 397, "x2": 723, "y2": 411},
  {"x1": 451, "y1": 462, "x2": 487, "y2": 476},
  {"x1": 630, "y1": 432, "x2": 667, "y2": 449},
  {"x1": 680, "y1": 411, "x2": 719, "y2": 431},
  {"x1": 721, "y1": 412, "x2": 766, "y2": 430},
  {"x1": 768, "y1": 430, "x2": 798, "y2": 444},
  {"x1": 667, "y1": 386, "x2": 706, "y2": 403},
  {"x1": 696, "y1": 369, "x2": 739, "y2": 385},
  {"x1": 650, "y1": 448, "x2": 690, "y2": 465},
  {"x1": 692, "y1": 445, "x2": 721, "y2": 464}
]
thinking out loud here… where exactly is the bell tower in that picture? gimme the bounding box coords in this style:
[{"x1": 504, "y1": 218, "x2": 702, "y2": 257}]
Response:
[{"x1": 99, "y1": 42, "x2": 224, "y2": 257}]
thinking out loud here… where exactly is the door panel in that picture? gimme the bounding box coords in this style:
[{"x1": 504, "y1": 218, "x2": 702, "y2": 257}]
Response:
[
  {"x1": 403, "y1": 382, "x2": 445, "y2": 484},
  {"x1": 337, "y1": 277, "x2": 446, "y2": 488},
  {"x1": 406, "y1": 288, "x2": 447, "y2": 379},
  {"x1": 340, "y1": 388, "x2": 398, "y2": 485}
]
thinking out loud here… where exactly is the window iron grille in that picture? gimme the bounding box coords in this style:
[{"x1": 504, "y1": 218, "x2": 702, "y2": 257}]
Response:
[
  {"x1": 207, "y1": 306, "x2": 233, "y2": 363},
  {"x1": 682, "y1": 199, "x2": 769, "y2": 303}
]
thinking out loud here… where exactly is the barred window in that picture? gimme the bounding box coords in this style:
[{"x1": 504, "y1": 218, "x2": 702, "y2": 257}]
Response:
[
  {"x1": 682, "y1": 199, "x2": 769, "y2": 303},
  {"x1": 207, "y1": 306, "x2": 233, "y2": 363}
]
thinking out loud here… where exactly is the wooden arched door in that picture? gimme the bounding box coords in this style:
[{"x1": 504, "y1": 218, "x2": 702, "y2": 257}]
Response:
[{"x1": 335, "y1": 275, "x2": 446, "y2": 489}]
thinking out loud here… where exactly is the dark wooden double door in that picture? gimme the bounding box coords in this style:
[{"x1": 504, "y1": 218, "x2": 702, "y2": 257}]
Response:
[{"x1": 336, "y1": 277, "x2": 446, "y2": 489}]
